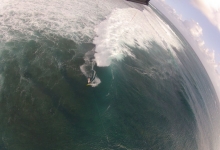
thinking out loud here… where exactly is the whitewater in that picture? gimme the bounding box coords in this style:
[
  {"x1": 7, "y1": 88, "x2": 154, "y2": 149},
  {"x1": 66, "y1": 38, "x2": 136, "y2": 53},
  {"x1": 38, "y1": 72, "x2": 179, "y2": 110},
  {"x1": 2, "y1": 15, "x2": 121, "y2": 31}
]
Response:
[{"x1": 0, "y1": 0, "x2": 220, "y2": 150}]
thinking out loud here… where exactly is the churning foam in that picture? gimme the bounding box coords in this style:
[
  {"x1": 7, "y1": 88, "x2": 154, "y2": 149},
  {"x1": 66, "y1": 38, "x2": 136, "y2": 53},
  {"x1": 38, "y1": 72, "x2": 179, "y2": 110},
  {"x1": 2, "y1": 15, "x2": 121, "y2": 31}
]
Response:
[
  {"x1": 0, "y1": 0, "x2": 184, "y2": 86},
  {"x1": 0, "y1": 0, "x2": 126, "y2": 88},
  {"x1": 0, "y1": 0, "x2": 125, "y2": 43},
  {"x1": 93, "y1": 7, "x2": 184, "y2": 67}
]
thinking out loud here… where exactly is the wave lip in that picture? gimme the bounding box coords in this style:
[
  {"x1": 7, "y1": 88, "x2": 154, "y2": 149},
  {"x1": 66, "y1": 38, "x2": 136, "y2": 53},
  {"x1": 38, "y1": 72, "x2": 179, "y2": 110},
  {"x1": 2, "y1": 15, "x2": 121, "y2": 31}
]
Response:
[
  {"x1": 93, "y1": 8, "x2": 142, "y2": 67},
  {"x1": 93, "y1": 7, "x2": 184, "y2": 67}
]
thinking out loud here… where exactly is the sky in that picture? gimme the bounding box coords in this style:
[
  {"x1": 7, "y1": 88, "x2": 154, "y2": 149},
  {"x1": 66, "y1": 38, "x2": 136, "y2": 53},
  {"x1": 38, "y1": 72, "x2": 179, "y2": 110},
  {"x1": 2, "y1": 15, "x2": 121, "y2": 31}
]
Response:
[
  {"x1": 152, "y1": 0, "x2": 220, "y2": 62},
  {"x1": 164, "y1": 0, "x2": 220, "y2": 59},
  {"x1": 150, "y1": 0, "x2": 220, "y2": 100}
]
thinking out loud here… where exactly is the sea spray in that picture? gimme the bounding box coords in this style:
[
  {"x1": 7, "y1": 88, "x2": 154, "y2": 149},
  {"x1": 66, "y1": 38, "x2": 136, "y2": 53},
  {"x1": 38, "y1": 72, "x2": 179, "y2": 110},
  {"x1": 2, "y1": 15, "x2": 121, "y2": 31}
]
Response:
[{"x1": 93, "y1": 8, "x2": 184, "y2": 67}]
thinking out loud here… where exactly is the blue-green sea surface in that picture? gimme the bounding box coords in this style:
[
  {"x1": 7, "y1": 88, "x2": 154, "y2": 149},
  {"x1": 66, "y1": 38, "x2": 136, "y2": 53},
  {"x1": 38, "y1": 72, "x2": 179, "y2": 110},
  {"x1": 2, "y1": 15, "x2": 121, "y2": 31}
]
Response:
[{"x1": 0, "y1": 0, "x2": 219, "y2": 150}]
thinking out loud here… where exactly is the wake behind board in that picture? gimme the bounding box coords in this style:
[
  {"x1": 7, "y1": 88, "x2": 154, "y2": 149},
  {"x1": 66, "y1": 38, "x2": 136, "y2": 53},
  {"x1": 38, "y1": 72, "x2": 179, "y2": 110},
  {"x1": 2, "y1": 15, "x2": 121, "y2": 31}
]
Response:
[{"x1": 87, "y1": 83, "x2": 95, "y2": 86}]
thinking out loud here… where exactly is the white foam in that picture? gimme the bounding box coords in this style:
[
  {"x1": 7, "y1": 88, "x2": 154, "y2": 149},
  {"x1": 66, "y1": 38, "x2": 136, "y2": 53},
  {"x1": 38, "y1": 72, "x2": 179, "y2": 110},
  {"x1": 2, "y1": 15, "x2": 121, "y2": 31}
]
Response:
[
  {"x1": 0, "y1": 0, "x2": 126, "y2": 43},
  {"x1": 93, "y1": 7, "x2": 183, "y2": 67},
  {"x1": 0, "y1": 0, "x2": 125, "y2": 87},
  {"x1": 0, "y1": 0, "x2": 184, "y2": 86},
  {"x1": 87, "y1": 77, "x2": 101, "y2": 87}
]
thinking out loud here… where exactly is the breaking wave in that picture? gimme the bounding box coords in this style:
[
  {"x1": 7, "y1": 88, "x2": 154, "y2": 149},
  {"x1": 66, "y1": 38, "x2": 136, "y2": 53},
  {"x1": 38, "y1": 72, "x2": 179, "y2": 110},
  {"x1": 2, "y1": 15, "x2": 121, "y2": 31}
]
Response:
[{"x1": 93, "y1": 7, "x2": 184, "y2": 67}]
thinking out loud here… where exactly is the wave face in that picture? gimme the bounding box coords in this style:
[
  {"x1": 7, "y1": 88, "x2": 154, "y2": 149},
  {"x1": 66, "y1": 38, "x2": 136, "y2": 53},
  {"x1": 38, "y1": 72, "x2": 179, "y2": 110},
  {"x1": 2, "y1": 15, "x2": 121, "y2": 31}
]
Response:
[
  {"x1": 0, "y1": 0, "x2": 220, "y2": 150},
  {"x1": 93, "y1": 7, "x2": 183, "y2": 66}
]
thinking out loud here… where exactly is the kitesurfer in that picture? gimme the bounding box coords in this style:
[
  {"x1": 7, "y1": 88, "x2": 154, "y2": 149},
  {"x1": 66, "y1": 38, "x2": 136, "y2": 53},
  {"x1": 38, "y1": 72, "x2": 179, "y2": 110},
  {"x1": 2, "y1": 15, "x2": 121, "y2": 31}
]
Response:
[{"x1": 87, "y1": 70, "x2": 96, "y2": 84}]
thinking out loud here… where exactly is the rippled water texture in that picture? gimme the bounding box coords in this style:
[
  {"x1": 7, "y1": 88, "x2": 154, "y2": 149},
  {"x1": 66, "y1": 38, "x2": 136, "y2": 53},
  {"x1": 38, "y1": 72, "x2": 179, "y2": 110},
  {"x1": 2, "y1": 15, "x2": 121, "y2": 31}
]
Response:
[{"x1": 0, "y1": 0, "x2": 220, "y2": 150}]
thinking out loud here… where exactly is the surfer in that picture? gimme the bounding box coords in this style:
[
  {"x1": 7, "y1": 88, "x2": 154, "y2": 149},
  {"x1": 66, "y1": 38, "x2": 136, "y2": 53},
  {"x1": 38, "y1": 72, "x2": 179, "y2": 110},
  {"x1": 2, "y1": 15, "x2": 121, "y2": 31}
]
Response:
[
  {"x1": 87, "y1": 77, "x2": 91, "y2": 84},
  {"x1": 87, "y1": 70, "x2": 96, "y2": 84}
]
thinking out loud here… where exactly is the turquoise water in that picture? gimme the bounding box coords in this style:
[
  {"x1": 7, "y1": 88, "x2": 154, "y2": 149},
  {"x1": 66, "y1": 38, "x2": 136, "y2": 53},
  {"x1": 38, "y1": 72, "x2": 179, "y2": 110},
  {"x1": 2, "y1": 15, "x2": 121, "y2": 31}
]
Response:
[{"x1": 0, "y1": 0, "x2": 220, "y2": 150}]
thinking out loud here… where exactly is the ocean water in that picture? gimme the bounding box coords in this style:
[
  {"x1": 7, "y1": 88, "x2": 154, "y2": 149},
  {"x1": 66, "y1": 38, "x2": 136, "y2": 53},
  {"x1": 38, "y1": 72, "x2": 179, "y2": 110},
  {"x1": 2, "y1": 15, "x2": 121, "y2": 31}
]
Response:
[{"x1": 0, "y1": 0, "x2": 220, "y2": 150}]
